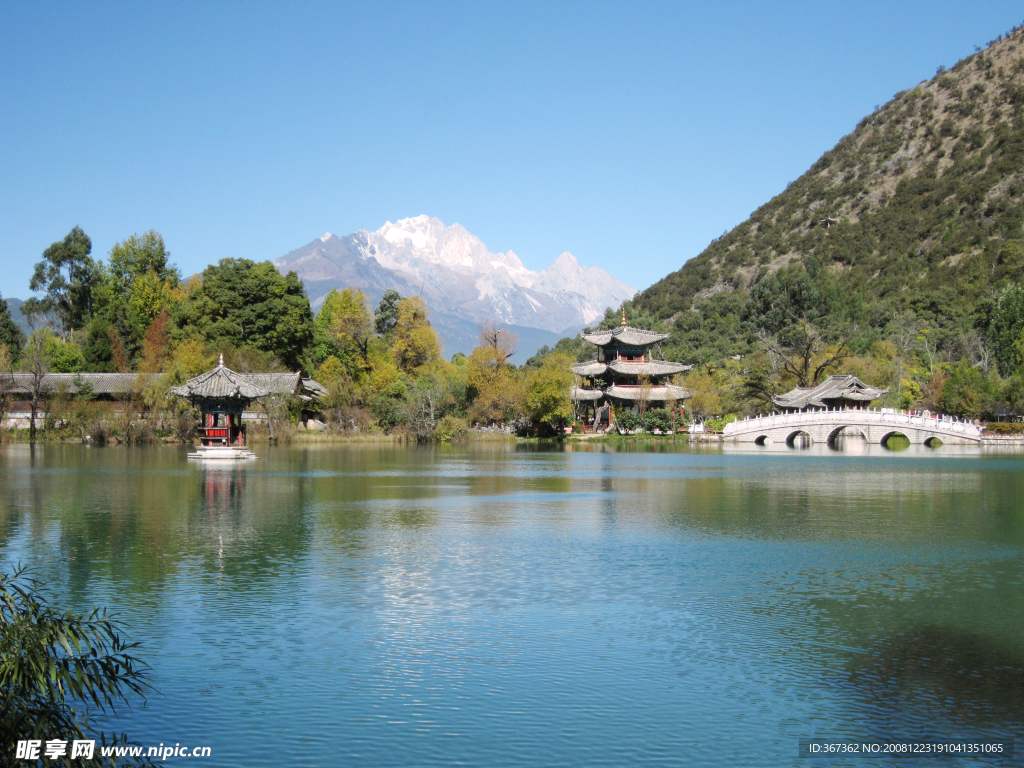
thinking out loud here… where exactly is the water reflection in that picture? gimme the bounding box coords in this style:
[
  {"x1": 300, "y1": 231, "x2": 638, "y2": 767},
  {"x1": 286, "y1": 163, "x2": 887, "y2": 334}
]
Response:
[
  {"x1": 1, "y1": 442, "x2": 1023, "y2": 767},
  {"x1": 850, "y1": 625, "x2": 1024, "y2": 728}
]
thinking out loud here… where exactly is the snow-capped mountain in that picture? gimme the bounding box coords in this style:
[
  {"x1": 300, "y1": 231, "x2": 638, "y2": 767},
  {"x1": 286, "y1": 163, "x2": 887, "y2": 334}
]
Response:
[{"x1": 274, "y1": 216, "x2": 636, "y2": 359}]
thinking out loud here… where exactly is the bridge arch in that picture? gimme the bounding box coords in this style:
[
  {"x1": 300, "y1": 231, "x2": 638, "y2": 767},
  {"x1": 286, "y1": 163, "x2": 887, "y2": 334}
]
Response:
[
  {"x1": 754, "y1": 435, "x2": 769, "y2": 446},
  {"x1": 880, "y1": 430, "x2": 910, "y2": 448},
  {"x1": 924, "y1": 435, "x2": 943, "y2": 447},
  {"x1": 826, "y1": 425, "x2": 869, "y2": 445},
  {"x1": 785, "y1": 430, "x2": 813, "y2": 447}
]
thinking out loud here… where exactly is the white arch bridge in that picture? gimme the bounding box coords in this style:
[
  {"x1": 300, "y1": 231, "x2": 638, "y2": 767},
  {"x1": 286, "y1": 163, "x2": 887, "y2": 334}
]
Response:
[{"x1": 722, "y1": 408, "x2": 982, "y2": 446}]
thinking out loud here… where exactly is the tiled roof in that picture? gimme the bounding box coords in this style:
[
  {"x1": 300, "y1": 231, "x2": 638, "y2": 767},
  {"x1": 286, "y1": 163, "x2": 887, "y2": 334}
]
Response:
[
  {"x1": 604, "y1": 384, "x2": 692, "y2": 401},
  {"x1": 606, "y1": 360, "x2": 692, "y2": 376},
  {"x1": 571, "y1": 361, "x2": 608, "y2": 376},
  {"x1": 170, "y1": 365, "x2": 272, "y2": 400},
  {"x1": 2, "y1": 372, "x2": 155, "y2": 394},
  {"x1": 302, "y1": 378, "x2": 329, "y2": 395},
  {"x1": 245, "y1": 373, "x2": 304, "y2": 396},
  {"x1": 570, "y1": 386, "x2": 604, "y2": 401},
  {"x1": 772, "y1": 375, "x2": 888, "y2": 410},
  {"x1": 580, "y1": 325, "x2": 670, "y2": 347},
  {"x1": 1, "y1": 369, "x2": 327, "y2": 400}
]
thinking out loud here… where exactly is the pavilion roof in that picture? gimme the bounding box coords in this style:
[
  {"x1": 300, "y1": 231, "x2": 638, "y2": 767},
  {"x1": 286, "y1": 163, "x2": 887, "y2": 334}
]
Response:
[
  {"x1": 605, "y1": 383, "x2": 692, "y2": 401},
  {"x1": 170, "y1": 361, "x2": 271, "y2": 401},
  {"x1": 571, "y1": 361, "x2": 609, "y2": 376},
  {"x1": 772, "y1": 375, "x2": 887, "y2": 410},
  {"x1": 607, "y1": 360, "x2": 692, "y2": 376},
  {"x1": 580, "y1": 325, "x2": 670, "y2": 347},
  {"x1": 570, "y1": 386, "x2": 604, "y2": 402},
  {"x1": 571, "y1": 359, "x2": 692, "y2": 377}
]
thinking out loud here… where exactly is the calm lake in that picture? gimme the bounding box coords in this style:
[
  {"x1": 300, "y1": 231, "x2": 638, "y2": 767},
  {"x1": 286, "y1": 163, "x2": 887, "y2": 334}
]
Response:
[{"x1": 2, "y1": 441, "x2": 1023, "y2": 767}]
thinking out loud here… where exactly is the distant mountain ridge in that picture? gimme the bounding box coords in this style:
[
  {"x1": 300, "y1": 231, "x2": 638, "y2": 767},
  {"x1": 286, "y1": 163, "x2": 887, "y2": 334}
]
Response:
[
  {"x1": 274, "y1": 215, "x2": 636, "y2": 360},
  {"x1": 4, "y1": 298, "x2": 34, "y2": 337}
]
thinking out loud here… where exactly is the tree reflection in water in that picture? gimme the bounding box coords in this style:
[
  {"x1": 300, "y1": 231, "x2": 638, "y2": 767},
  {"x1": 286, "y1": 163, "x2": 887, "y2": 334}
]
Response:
[{"x1": 849, "y1": 625, "x2": 1024, "y2": 728}]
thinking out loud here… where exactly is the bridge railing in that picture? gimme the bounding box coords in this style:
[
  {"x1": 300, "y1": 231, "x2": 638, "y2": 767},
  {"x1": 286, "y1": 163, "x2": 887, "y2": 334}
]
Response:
[{"x1": 722, "y1": 407, "x2": 982, "y2": 437}]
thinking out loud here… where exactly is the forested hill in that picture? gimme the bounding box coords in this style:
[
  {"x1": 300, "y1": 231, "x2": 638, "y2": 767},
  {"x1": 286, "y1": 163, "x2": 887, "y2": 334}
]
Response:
[{"x1": 630, "y1": 24, "x2": 1024, "y2": 366}]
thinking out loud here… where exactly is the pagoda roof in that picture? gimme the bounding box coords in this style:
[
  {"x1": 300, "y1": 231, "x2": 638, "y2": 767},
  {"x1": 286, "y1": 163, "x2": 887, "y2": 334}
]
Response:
[
  {"x1": 571, "y1": 361, "x2": 609, "y2": 376},
  {"x1": 607, "y1": 360, "x2": 691, "y2": 376},
  {"x1": 170, "y1": 361, "x2": 271, "y2": 401},
  {"x1": 605, "y1": 383, "x2": 692, "y2": 401},
  {"x1": 772, "y1": 375, "x2": 887, "y2": 410},
  {"x1": 580, "y1": 325, "x2": 670, "y2": 347},
  {"x1": 571, "y1": 359, "x2": 693, "y2": 377},
  {"x1": 570, "y1": 386, "x2": 604, "y2": 402}
]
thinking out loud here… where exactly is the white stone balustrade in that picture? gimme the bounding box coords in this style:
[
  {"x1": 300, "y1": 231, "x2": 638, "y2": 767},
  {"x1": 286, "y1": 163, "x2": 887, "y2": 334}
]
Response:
[{"x1": 722, "y1": 407, "x2": 982, "y2": 445}]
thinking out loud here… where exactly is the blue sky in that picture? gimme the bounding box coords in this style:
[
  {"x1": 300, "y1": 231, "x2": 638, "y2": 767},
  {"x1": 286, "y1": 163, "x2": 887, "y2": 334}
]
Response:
[{"x1": 2, "y1": 1, "x2": 1022, "y2": 299}]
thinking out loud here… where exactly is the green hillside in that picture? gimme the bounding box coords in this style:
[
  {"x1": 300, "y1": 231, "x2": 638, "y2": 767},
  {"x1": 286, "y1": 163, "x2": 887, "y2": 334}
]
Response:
[{"x1": 628, "y1": 24, "x2": 1024, "y2": 376}]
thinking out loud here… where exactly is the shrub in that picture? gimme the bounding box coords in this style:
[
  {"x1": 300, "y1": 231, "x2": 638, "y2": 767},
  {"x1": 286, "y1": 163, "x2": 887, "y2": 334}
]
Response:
[
  {"x1": 433, "y1": 414, "x2": 468, "y2": 442},
  {"x1": 982, "y1": 421, "x2": 1024, "y2": 434},
  {"x1": 705, "y1": 414, "x2": 738, "y2": 432},
  {"x1": 616, "y1": 410, "x2": 642, "y2": 432},
  {"x1": 334, "y1": 406, "x2": 376, "y2": 433},
  {"x1": 641, "y1": 408, "x2": 673, "y2": 434}
]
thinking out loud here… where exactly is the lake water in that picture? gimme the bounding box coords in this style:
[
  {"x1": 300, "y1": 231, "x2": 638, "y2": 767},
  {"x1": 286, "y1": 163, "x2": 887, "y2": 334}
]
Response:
[{"x1": 1, "y1": 440, "x2": 1023, "y2": 767}]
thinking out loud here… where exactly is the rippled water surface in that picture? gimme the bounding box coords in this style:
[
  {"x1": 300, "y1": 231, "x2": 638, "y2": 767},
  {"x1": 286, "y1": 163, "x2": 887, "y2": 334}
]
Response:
[{"x1": 2, "y1": 441, "x2": 1023, "y2": 767}]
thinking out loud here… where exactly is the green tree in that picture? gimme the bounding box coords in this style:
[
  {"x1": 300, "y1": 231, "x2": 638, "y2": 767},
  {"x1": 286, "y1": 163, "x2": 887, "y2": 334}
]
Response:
[
  {"x1": 390, "y1": 297, "x2": 440, "y2": 371},
  {"x1": 312, "y1": 288, "x2": 373, "y2": 374},
  {"x1": 0, "y1": 565, "x2": 153, "y2": 766},
  {"x1": 43, "y1": 333, "x2": 85, "y2": 373},
  {"x1": 374, "y1": 289, "x2": 402, "y2": 336},
  {"x1": 105, "y1": 231, "x2": 178, "y2": 297},
  {"x1": 0, "y1": 345, "x2": 15, "y2": 440},
  {"x1": 939, "y1": 361, "x2": 991, "y2": 418},
  {"x1": 525, "y1": 352, "x2": 574, "y2": 433},
  {"x1": 83, "y1": 318, "x2": 116, "y2": 372},
  {"x1": 0, "y1": 294, "x2": 25, "y2": 362},
  {"x1": 169, "y1": 259, "x2": 314, "y2": 371},
  {"x1": 93, "y1": 231, "x2": 181, "y2": 361},
  {"x1": 466, "y1": 345, "x2": 525, "y2": 424},
  {"x1": 985, "y1": 283, "x2": 1024, "y2": 376},
  {"x1": 22, "y1": 227, "x2": 99, "y2": 339}
]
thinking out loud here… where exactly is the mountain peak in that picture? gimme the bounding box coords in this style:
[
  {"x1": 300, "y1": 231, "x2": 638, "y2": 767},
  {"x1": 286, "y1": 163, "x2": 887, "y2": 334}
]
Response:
[
  {"x1": 551, "y1": 251, "x2": 580, "y2": 270},
  {"x1": 273, "y1": 216, "x2": 637, "y2": 345}
]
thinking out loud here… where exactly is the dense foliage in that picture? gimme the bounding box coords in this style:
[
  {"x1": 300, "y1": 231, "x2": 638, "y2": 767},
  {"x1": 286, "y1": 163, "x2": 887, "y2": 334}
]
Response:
[
  {"x1": 0, "y1": 565, "x2": 153, "y2": 767},
  {"x1": 3, "y1": 232, "x2": 577, "y2": 440},
  {"x1": 169, "y1": 259, "x2": 313, "y2": 372}
]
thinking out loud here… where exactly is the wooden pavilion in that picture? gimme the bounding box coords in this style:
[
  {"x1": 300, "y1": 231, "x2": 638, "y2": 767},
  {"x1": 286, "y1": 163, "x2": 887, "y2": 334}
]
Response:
[{"x1": 170, "y1": 355, "x2": 270, "y2": 458}]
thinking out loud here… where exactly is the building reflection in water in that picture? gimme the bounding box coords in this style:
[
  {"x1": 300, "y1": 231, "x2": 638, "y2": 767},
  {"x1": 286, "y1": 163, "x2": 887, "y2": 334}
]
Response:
[
  {"x1": 200, "y1": 462, "x2": 247, "y2": 514},
  {"x1": 198, "y1": 462, "x2": 248, "y2": 574}
]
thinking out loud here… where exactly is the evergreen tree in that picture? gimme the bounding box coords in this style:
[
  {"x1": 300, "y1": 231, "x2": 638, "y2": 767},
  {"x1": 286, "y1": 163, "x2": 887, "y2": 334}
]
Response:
[
  {"x1": 0, "y1": 293, "x2": 25, "y2": 360},
  {"x1": 374, "y1": 289, "x2": 402, "y2": 336}
]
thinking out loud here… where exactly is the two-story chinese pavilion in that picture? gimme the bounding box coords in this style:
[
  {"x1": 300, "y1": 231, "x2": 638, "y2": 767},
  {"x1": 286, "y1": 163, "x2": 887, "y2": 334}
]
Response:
[{"x1": 570, "y1": 313, "x2": 692, "y2": 428}]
